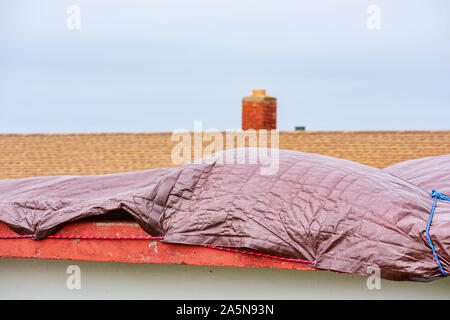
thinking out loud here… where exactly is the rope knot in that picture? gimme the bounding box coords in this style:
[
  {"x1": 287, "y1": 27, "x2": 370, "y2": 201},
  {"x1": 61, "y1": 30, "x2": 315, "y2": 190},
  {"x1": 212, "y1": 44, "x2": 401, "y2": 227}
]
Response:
[{"x1": 431, "y1": 189, "x2": 450, "y2": 201}]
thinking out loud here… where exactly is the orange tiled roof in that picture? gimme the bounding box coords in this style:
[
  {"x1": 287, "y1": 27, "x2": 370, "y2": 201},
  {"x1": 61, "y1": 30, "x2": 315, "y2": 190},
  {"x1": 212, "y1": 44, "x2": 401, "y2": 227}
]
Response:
[{"x1": 0, "y1": 130, "x2": 449, "y2": 180}]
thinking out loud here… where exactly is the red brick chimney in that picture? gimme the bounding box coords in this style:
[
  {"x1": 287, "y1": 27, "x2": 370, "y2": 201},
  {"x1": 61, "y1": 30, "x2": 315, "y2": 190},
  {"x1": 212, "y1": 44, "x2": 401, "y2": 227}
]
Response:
[{"x1": 242, "y1": 89, "x2": 276, "y2": 130}]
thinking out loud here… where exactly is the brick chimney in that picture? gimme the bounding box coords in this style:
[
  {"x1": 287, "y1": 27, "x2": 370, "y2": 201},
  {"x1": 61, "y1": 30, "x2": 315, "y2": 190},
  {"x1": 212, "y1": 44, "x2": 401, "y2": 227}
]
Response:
[{"x1": 242, "y1": 89, "x2": 277, "y2": 130}]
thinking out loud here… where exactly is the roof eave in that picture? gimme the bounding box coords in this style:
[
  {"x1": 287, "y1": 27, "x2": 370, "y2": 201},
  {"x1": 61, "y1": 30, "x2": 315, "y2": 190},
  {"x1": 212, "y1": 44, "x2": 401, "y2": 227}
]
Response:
[{"x1": 0, "y1": 222, "x2": 315, "y2": 271}]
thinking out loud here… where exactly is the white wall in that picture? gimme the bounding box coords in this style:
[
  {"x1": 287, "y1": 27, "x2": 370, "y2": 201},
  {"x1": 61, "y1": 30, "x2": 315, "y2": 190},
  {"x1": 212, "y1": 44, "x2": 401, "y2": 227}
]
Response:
[{"x1": 1, "y1": 258, "x2": 449, "y2": 299}]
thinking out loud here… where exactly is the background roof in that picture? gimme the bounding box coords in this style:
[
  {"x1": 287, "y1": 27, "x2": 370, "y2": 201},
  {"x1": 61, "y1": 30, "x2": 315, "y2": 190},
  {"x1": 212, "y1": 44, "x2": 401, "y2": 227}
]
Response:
[{"x1": 1, "y1": 130, "x2": 449, "y2": 179}]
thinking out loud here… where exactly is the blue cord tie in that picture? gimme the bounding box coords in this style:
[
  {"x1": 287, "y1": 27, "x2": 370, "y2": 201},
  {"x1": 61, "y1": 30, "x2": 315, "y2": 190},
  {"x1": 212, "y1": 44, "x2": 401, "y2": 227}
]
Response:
[{"x1": 426, "y1": 189, "x2": 450, "y2": 276}]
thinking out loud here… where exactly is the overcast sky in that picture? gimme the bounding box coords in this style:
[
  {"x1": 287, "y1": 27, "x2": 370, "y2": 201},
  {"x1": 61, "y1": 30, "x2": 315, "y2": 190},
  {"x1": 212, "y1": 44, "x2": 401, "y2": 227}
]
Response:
[{"x1": 1, "y1": 0, "x2": 449, "y2": 133}]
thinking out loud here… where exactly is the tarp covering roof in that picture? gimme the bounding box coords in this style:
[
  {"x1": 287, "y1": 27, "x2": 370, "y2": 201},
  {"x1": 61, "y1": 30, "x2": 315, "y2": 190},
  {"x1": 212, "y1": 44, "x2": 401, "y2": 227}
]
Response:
[
  {"x1": 0, "y1": 148, "x2": 449, "y2": 281},
  {"x1": 384, "y1": 154, "x2": 450, "y2": 194}
]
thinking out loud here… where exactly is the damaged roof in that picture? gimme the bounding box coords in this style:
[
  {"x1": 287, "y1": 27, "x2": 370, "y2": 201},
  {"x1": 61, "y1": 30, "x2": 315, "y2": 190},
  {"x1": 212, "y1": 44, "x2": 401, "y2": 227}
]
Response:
[{"x1": 1, "y1": 130, "x2": 449, "y2": 276}]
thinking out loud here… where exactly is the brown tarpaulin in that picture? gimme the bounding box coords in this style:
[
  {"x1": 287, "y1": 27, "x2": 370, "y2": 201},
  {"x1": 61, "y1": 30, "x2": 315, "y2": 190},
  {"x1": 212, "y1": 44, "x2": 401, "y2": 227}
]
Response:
[{"x1": 0, "y1": 149, "x2": 449, "y2": 281}]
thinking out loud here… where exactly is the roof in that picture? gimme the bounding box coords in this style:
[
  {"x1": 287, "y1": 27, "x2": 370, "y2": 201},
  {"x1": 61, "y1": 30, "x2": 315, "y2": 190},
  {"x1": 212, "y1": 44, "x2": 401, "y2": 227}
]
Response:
[
  {"x1": 0, "y1": 221, "x2": 314, "y2": 271},
  {"x1": 1, "y1": 130, "x2": 449, "y2": 179},
  {"x1": 1, "y1": 130, "x2": 449, "y2": 269}
]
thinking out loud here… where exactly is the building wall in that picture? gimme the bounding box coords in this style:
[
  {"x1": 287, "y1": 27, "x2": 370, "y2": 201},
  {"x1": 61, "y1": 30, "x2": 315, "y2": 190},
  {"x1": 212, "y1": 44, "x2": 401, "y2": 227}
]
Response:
[{"x1": 1, "y1": 258, "x2": 449, "y2": 299}]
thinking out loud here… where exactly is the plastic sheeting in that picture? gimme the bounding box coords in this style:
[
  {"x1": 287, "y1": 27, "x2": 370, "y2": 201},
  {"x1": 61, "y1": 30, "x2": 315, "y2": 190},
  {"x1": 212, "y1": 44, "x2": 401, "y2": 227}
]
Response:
[{"x1": 0, "y1": 148, "x2": 449, "y2": 281}]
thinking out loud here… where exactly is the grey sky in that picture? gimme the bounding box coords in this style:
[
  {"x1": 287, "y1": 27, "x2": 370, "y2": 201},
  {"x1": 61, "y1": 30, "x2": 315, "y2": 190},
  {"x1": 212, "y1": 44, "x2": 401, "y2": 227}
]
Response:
[{"x1": 1, "y1": 0, "x2": 449, "y2": 133}]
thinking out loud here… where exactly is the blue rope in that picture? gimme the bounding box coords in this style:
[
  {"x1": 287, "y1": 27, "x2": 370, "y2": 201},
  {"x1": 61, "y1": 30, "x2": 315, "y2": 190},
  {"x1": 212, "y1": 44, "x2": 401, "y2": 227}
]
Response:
[{"x1": 426, "y1": 189, "x2": 450, "y2": 276}]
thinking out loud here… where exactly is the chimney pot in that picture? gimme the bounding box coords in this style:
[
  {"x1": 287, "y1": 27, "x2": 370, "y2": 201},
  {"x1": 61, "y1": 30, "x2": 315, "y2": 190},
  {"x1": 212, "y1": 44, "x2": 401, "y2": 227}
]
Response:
[{"x1": 251, "y1": 89, "x2": 266, "y2": 97}]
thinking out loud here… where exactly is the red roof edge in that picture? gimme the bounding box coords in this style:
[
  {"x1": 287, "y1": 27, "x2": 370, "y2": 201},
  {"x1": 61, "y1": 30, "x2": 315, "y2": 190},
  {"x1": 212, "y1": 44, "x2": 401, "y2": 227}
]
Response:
[{"x1": 0, "y1": 222, "x2": 315, "y2": 271}]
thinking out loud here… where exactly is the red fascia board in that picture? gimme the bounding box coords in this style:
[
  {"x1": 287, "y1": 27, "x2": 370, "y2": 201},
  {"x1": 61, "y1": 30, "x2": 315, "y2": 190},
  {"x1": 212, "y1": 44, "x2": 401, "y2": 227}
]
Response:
[{"x1": 0, "y1": 222, "x2": 315, "y2": 271}]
